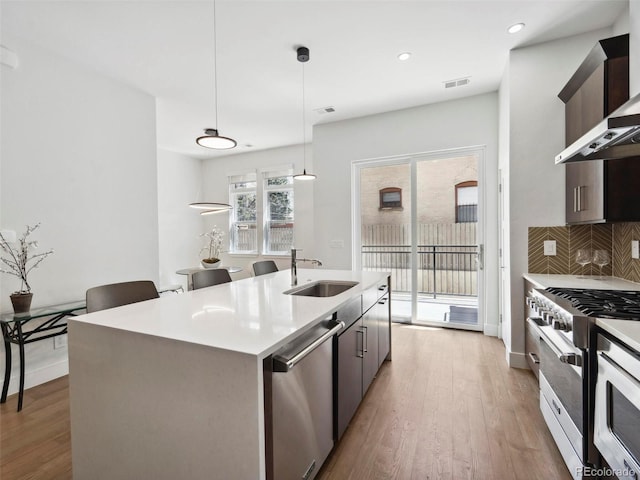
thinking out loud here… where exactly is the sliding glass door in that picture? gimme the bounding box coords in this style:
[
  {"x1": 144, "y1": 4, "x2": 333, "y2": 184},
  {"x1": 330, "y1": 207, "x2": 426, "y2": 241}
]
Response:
[{"x1": 354, "y1": 150, "x2": 483, "y2": 331}]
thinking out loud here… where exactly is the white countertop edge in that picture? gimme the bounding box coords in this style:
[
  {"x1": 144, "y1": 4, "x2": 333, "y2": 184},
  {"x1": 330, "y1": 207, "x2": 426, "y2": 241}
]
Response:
[
  {"x1": 69, "y1": 269, "x2": 391, "y2": 359},
  {"x1": 523, "y1": 273, "x2": 640, "y2": 291}
]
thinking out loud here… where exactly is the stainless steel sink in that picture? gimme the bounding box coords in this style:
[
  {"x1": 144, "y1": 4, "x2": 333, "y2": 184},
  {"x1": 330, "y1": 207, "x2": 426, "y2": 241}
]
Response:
[{"x1": 284, "y1": 280, "x2": 359, "y2": 297}]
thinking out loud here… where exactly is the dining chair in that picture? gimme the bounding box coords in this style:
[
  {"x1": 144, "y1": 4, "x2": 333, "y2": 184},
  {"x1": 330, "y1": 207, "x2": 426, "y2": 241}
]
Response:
[
  {"x1": 252, "y1": 260, "x2": 279, "y2": 276},
  {"x1": 192, "y1": 269, "x2": 232, "y2": 290},
  {"x1": 86, "y1": 280, "x2": 159, "y2": 313}
]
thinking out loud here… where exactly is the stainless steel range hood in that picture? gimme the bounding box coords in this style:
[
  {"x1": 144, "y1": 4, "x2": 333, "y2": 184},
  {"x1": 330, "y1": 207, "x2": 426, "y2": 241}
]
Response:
[{"x1": 555, "y1": 92, "x2": 640, "y2": 164}]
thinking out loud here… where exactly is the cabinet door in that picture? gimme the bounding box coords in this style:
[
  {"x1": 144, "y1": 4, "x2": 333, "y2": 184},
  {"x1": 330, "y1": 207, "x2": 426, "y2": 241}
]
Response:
[
  {"x1": 566, "y1": 161, "x2": 605, "y2": 224},
  {"x1": 362, "y1": 311, "x2": 379, "y2": 394},
  {"x1": 336, "y1": 319, "x2": 363, "y2": 440},
  {"x1": 565, "y1": 64, "x2": 606, "y2": 224}
]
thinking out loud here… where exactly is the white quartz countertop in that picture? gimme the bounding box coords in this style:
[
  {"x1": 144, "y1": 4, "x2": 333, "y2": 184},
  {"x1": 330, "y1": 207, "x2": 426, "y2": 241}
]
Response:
[
  {"x1": 596, "y1": 318, "x2": 640, "y2": 352},
  {"x1": 523, "y1": 273, "x2": 640, "y2": 291},
  {"x1": 69, "y1": 269, "x2": 389, "y2": 358}
]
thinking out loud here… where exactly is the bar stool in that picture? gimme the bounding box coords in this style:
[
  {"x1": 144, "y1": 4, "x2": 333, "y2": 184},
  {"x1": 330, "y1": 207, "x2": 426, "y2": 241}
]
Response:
[{"x1": 192, "y1": 269, "x2": 232, "y2": 290}]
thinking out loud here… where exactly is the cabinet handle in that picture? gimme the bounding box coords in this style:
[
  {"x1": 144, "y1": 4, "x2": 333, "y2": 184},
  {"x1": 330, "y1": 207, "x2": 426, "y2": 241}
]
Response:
[
  {"x1": 378, "y1": 298, "x2": 388, "y2": 305},
  {"x1": 528, "y1": 352, "x2": 540, "y2": 365},
  {"x1": 362, "y1": 326, "x2": 368, "y2": 353},
  {"x1": 577, "y1": 185, "x2": 582, "y2": 212},
  {"x1": 573, "y1": 187, "x2": 578, "y2": 213},
  {"x1": 356, "y1": 330, "x2": 364, "y2": 358}
]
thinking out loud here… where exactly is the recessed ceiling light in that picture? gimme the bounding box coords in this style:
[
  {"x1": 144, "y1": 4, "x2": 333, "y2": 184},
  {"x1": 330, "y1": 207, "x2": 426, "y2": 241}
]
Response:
[
  {"x1": 397, "y1": 52, "x2": 411, "y2": 61},
  {"x1": 507, "y1": 23, "x2": 525, "y2": 34}
]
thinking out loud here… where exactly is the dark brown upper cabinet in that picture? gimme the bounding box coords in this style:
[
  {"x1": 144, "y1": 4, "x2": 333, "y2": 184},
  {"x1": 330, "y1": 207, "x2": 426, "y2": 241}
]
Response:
[{"x1": 559, "y1": 33, "x2": 640, "y2": 224}]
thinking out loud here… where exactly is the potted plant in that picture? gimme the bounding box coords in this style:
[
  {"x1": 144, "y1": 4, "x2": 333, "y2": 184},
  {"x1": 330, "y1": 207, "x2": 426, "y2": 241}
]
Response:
[
  {"x1": 200, "y1": 226, "x2": 224, "y2": 269},
  {"x1": 0, "y1": 223, "x2": 54, "y2": 314}
]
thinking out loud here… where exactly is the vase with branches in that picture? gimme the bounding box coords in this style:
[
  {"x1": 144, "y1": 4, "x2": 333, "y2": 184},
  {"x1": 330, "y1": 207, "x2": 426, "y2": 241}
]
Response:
[
  {"x1": 200, "y1": 226, "x2": 224, "y2": 268},
  {"x1": 0, "y1": 223, "x2": 54, "y2": 313}
]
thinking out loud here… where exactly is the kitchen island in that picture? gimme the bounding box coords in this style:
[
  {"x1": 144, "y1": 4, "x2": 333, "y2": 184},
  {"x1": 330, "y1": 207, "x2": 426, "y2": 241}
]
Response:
[{"x1": 68, "y1": 268, "x2": 389, "y2": 480}]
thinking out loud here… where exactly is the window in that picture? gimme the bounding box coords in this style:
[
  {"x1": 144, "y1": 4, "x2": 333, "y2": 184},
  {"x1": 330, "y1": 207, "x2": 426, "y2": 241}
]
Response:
[
  {"x1": 379, "y1": 187, "x2": 402, "y2": 210},
  {"x1": 263, "y1": 172, "x2": 294, "y2": 254},
  {"x1": 228, "y1": 167, "x2": 294, "y2": 255},
  {"x1": 455, "y1": 181, "x2": 478, "y2": 223},
  {"x1": 229, "y1": 173, "x2": 257, "y2": 253}
]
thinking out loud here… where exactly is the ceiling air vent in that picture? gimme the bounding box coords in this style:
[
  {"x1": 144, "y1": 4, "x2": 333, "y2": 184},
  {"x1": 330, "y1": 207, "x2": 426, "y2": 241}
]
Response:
[
  {"x1": 314, "y1": 106, "x2": 336, "y2": 115},
  {"x1": 444, "y1": 77, "x2": 470, "y2": 89}
]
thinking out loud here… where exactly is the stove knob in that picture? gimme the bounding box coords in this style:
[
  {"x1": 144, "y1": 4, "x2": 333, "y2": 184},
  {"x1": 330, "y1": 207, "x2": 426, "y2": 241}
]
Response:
[
  {"x1": 543, "y1": 311, "x2": 554, "y2": 323},
  {"x1": 552, "y1": 319, "x2": 565, "y2": 330}
]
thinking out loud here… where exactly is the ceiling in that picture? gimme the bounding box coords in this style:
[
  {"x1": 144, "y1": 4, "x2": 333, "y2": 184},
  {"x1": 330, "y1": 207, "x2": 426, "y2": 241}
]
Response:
[{"x1": 1, "y1": 0, "x2": 628, "y2": 159}]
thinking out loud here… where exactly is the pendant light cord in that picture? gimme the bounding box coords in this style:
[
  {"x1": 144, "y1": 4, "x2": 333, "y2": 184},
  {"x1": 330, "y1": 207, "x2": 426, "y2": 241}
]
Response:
[
  {"x1": 213, "y1": 0, "x2": 219, "y2": 127},
  {"x1": 302, "y1": 60, "x2": 306, "y2": 169}
]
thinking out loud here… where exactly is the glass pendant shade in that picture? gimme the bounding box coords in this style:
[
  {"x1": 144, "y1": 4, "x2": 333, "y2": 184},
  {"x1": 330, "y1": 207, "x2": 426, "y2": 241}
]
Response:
[{"x1": 196, "y1": 129, "x2": 237, "y2": 150}]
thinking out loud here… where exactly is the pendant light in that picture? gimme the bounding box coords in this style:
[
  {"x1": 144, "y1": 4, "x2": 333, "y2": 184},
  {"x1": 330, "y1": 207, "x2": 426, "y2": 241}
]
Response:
[
  {"x1": 196, "y1": 0, "x2": 236, "y2": 150},
  {"x1": 189, "y1": 202, "x2": 232, "y2": 215},
  {"x1": 293, "y1": 46, "x2": 316, "y2": 181}
]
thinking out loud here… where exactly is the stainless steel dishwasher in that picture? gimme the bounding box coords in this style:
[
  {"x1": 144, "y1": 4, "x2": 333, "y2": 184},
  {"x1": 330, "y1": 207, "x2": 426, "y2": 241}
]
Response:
[{"x1": 270, "y1": 319, "x2": 344, "y2": 480}]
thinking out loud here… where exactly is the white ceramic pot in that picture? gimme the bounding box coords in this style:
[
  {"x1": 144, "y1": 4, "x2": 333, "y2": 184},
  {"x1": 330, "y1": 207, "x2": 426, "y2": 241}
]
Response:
[{"x1": 201, "y1": 259, "x2": 221, "y2": 269}]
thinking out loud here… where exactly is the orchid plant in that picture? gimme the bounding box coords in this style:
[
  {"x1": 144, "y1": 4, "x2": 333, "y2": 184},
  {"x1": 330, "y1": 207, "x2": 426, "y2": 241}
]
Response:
[
  {"x1": 0, "y1": 223, "x2": 54, "y2": 294},
  {"x1": 200, "y1": 226, "x2": 224, "y2": 263}
]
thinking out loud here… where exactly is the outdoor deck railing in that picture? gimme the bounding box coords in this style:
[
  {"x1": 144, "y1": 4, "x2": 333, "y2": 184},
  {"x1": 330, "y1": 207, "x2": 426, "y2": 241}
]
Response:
[{"x1": 361, "y1": 244, "x2": 478, "y2": 297}]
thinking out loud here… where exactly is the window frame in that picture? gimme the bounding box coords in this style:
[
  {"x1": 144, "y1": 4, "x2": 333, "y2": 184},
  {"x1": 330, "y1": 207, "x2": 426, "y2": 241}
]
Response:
[
  {"x1": 263, "y1": 173, "x2": 295, "y2": 255},
  {"x1": 379, "y1": 187, "x2": 403, "y2": 210},
  {"x1": 229, "y1": 173, "x2": 258, "y2": 254},
  {"x1": 455, "y1": 180, "x2": 478, "y2": 223}
]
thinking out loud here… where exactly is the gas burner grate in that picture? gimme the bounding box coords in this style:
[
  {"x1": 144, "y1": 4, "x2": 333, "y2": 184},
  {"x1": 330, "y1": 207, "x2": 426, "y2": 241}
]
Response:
[{"x1": 546, "y1": 287, "x2": 640, "y2": 320}]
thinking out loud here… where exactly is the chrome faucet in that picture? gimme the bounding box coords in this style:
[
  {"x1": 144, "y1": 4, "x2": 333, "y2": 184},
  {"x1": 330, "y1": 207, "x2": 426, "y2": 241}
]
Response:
[{"x1": 291, "y1": 248, "x2": 323, "y2": 286}]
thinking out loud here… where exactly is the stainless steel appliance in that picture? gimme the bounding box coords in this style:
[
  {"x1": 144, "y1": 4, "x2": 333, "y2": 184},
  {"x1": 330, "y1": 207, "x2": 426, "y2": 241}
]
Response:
[
  {"x1": 526, "y1": 291, "x2": 587, "y2": 480},
  {"x1": 556, "y1": 92, "x2": 640, "y2": 164},
  {"x1": 526, "y1": 287, "x2": 640, "y2": 479},
  {"x1": 269, "y1": 319, "x2": 344, "y2": 480},
  {"x1": 595, "y1": 334, "x2": 640, "y2": 479}
]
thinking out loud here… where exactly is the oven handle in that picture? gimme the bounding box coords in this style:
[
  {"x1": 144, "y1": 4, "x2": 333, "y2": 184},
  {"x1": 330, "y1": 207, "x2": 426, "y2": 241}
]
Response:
[{"x1": 527, "y1": 317, "x2": 582, "y2": 367}]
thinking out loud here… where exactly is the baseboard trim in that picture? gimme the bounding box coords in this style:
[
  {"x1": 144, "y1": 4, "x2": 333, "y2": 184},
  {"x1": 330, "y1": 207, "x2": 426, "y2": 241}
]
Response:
[
  {"x1": 483, "y1": 323, "x2": 499, "y2": 337},
  {"x1": 5, "y1": 359, "x2": 69, "y2": 397},
  {"x1": 507, "y1": 350, "x2": 529, "y2": 369}
]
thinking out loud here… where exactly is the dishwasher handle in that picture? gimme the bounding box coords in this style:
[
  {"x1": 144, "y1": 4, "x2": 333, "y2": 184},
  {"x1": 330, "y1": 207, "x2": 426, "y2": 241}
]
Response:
[{"x1": 273, "y1": 321, "x2": 345, "y2": 372}]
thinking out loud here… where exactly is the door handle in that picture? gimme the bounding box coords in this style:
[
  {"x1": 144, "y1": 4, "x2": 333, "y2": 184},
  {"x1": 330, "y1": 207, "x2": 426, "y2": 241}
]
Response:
[
  {"x1": 476, "y1": 244, "x2": 484, "y2": 271},
  {"x1": 356, "y1": 330, "x2": 364, "y2": 358},
  {"x1": 362, "y1": 326, "x2": 368, "y2": 353}
]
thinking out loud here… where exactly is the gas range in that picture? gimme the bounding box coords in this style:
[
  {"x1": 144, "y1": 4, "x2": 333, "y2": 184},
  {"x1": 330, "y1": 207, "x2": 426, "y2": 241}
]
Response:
[
  {"x1": 527, "y1": 287, "x2": 640, "y2": 350},
  {"x1": 546, "y1": 287, "x2": 640, "y2": 320},
  {"x1": 526, "y1": 286, "x2": 640, "y2": 479}
]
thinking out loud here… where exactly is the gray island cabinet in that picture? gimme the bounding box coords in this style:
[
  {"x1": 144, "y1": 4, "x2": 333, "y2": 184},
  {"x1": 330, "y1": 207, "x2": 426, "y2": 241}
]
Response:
[{"x1": 68, "y1": 269, "x2": 390, "y2": 480}]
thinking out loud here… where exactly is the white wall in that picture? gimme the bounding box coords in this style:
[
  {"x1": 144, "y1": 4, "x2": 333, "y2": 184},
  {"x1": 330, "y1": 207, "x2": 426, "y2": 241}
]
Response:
[
  {"x1": 498, "y1": 61, "x2": 511, "y2": 347},
  {"x1": 200, "y1": 144, "x2": 315, "y2": 278},
  {"x1": 631, "y1": 0, "x2": 640, "y2": 95},
  {"x1": 0, "y1": 35, "x2": 158, "y2": 393},
  {"x1": 503, "y1": 28, "x2": 612, "y2": 367},
  {"x1": 312, "y1": 93, "x2": 500, "y2": 335},
  {"x1": 157, "y1": 149, "x2": 202, "y2": 291}
]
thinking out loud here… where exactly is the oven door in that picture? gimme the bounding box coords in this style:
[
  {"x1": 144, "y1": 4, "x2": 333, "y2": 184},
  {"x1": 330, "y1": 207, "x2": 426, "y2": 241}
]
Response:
[
  {"x1": 528, "y1": 318, "x2": 585, "y2": 478},
  {"x1": 595, "y1": 335, "x2": 640, "y2": 480}
]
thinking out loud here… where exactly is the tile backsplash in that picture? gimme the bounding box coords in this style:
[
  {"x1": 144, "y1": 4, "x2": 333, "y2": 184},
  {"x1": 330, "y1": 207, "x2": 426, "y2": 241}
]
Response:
[{"x1": 528, "y1": 223, "x2": 640, "y2": 283}]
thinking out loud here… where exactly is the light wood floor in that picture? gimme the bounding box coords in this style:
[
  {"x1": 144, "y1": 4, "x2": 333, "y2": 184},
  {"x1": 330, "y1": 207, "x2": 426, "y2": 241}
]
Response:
[{"x1": 1, "y1": 325, "x2": 571, "y2": 480}]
